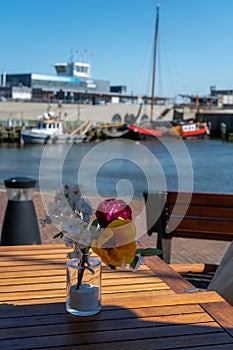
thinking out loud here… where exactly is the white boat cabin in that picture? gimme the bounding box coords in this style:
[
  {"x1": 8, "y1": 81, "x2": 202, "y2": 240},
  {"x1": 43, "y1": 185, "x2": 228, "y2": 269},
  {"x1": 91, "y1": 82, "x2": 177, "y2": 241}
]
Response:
[{"x1": 33, "y1": 120, "x2": 63, "y2": 135}]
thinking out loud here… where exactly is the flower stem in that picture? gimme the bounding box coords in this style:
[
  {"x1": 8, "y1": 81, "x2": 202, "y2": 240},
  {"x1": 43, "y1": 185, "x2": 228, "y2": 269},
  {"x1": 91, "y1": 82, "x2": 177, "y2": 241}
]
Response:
[{"x1": 76, "y1": 248, "x2": 89, "y2": 289}]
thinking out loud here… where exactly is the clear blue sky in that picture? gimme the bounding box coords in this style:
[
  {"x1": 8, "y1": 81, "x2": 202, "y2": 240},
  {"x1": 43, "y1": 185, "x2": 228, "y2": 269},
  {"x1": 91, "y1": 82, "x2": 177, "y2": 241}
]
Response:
[{"x1": 1, "y1": 0, "x2": 233, "y2": 98}]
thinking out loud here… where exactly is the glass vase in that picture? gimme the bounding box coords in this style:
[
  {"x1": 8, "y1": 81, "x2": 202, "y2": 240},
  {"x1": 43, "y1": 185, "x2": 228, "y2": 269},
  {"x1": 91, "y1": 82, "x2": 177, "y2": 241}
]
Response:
[{"x1": 66, "y1": 254, "x2": 102, "y2": 316}]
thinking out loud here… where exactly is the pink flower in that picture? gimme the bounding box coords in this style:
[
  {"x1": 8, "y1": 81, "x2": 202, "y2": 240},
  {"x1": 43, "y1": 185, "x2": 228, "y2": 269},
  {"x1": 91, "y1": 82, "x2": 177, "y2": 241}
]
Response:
[{"x1": 95, "y1": 198, "x2": 132, "y2": 228}]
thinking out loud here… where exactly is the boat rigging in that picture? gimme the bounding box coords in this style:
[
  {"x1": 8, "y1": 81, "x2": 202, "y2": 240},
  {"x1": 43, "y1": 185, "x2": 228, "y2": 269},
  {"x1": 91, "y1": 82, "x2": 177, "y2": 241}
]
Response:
[{"x1": 150, "y1": 3, "x2": 160, "y2": 122}]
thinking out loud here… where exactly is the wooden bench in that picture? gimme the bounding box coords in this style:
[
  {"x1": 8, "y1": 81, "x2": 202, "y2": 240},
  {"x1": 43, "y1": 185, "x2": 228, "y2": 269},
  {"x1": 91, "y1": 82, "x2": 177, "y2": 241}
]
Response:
[{"x1": 143, "y1": 191, "x2": 233, "y2": 264}]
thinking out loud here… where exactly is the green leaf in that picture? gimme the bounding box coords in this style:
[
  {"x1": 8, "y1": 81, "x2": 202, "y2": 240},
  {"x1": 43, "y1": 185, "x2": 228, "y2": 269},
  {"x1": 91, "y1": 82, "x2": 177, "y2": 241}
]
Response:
[
  {"x1": 91, "y1": 219, "x2": 99, "y2": 228},
  {"x1": 130, "y1": 255, "x2": 139, "y2": 269},
  {"x1": 135, "y1": 248, "x2": 163, "y2": 256},
  {"x1": 53, "y1": 231, "x2": 64, "y2": 239},
  {"x1": 135, "y1": 248, "x2": 144, "y2": 254}
]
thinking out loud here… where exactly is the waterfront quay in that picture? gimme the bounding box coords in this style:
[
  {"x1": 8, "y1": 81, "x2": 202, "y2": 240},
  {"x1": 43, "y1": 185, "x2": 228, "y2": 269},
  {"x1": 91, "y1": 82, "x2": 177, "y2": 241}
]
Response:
[
  {"x1": 1, "y1": 101, "x2": 233, "y2": 141},
  {"x1": 0, "y1": 188, "x2": 230, "y2": 267},
  {"x1": 0, "y1": 101, "x2": 173, "y2": 123},
  {"x1": 0, "y1": 101, "x2": 172, "y2": 143}
]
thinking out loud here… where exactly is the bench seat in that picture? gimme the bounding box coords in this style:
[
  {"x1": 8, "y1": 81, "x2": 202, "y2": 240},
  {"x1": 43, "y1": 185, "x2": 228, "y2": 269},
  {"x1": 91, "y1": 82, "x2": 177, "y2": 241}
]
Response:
[{"x1": 144, "y1": 191, "x2": 233, "y2": 263}]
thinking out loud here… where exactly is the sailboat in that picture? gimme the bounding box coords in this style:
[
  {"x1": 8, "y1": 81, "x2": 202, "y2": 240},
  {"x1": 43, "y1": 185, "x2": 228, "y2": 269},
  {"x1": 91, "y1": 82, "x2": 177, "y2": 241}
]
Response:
[
  {"x1": 126, "y1": 3, "x2": 209, "y2": 140},
  {"x1": 126, "y1": 3, "x2": 170, "y2": 139}
]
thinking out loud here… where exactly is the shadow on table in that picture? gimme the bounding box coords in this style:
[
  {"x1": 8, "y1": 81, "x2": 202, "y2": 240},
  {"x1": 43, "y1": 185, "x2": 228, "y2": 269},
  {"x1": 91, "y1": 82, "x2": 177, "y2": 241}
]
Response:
[{"x1": 0, "y1": 301, "x2": 232, "y2": 349}]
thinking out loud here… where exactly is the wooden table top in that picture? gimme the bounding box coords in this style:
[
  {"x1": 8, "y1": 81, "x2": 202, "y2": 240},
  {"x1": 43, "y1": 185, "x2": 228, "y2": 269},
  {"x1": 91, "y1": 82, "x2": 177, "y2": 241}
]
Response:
[{"x1": 1, "y1": 244, "x2": 233, "y2": 350}]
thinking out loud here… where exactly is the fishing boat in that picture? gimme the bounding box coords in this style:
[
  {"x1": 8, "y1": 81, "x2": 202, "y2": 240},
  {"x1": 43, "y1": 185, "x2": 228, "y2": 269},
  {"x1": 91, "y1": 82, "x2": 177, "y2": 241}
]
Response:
[
  {"x1": 168, "y1": 121, "x2": 210, "y2": 139},
  {"x1": 126, "y1": 121, "x2": 169, "y2": 139},
  {"x1": 21, "y1": 113, "x2": 87, "y2": 144}
]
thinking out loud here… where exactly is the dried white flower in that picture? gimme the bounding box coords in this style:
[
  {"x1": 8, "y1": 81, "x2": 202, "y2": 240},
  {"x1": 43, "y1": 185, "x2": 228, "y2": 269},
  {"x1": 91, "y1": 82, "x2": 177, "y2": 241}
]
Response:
[
  {"x1": 64, "y1": 237, "x2": 74, "y2": 248},
  {"x1": 78, "y1": 229, "x2": 92, "y2": 247},
  {"x1": 62, "y1": 218, "x2": 81, "y2": 234},
  {"x1": 67, "y1": 247, "x2": 83, "y2": 260}
]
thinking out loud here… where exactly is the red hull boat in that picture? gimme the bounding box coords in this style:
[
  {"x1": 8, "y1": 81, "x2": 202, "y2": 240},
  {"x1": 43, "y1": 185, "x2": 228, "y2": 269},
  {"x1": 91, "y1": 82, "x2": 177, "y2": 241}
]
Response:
[
  {"x1": 171, "y1": 122, "x2": 209, "y2": 139},
  {"x1": 127, "y1": 124, "x2": 166, "y2": 138}
]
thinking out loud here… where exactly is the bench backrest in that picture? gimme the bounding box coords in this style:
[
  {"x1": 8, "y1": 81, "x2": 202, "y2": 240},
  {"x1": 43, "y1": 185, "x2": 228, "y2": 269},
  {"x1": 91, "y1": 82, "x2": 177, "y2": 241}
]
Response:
[{"x1": 167, "y1": 191, "x2": 233, "y2": 241}]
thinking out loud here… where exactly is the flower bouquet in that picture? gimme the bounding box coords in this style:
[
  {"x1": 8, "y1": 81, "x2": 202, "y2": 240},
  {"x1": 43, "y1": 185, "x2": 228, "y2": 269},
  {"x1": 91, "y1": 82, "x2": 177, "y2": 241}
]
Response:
[{"x1": 42, "y1": 182, "x2": 162, "y2": 316}]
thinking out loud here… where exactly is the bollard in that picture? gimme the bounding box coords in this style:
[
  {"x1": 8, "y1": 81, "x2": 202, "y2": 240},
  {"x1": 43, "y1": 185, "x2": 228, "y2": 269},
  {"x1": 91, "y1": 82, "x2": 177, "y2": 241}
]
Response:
[{"x1": 1, "y1": 177, "x2": 41, "y2": 245}]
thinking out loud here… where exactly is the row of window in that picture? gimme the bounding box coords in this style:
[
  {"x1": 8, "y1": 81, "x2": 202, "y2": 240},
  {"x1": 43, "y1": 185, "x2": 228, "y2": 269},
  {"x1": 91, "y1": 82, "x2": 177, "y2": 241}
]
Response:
[
  {"x1": 32, "y1": 79, "x2": 87, "y2": 89},
  {"x1": 75, "y1": 66, "x2": 88, "y2": 73}
]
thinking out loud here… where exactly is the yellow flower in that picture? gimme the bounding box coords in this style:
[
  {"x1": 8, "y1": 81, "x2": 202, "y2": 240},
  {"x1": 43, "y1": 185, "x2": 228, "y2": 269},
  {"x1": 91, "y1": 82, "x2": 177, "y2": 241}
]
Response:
[{"x1": 92, "y1": 219, "x2": 136, "y2": 267}]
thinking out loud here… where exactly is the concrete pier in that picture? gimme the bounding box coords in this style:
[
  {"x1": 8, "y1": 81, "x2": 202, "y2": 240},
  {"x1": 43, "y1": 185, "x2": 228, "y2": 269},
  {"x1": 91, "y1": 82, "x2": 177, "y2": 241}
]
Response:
[{"x1": 0, "y1": 101, "x2": 174, "y2": 123}]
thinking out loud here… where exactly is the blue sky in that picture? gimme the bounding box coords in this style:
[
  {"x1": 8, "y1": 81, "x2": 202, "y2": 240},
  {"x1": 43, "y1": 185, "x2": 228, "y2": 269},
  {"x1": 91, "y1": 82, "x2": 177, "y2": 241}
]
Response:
[{"x1": 1, "y1": 0, "x2": 233, "y2": 98}]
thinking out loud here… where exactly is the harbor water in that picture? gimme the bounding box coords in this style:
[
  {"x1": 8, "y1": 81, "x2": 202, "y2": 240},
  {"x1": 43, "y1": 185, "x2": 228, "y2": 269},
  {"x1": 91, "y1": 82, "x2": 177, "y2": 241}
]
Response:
[{"x1": 0, "y1": 138, "x2": 232, "y2": 197}]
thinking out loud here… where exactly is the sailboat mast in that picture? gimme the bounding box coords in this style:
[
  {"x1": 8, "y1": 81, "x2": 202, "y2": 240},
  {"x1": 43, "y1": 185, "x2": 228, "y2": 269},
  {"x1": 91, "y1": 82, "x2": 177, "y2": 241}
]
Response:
[{"x1": 150, "y1": 4, "x2": 160, "y2": 122}]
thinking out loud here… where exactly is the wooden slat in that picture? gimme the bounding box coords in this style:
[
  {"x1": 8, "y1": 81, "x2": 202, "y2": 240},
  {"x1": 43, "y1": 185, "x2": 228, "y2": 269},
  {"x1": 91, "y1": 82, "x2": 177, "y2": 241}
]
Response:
[
  {"x1": 0, "y1": 281, "x2": 170, "y2": 294},
  {"x1": 0, "y1": 253, "x2": 67, "y2": 260},
  {"x1": 32, "y1": 344, "x2": 233, "y2": 350},
  {"x1": 103, "y1": 282, "x2": 170, "y2": 293},
  {"x1": 0, "y1": 297, "x2": 66, "y2": 305},
  {"x1": 170, "y1": 263, "x2": 218, "y2": 274},
  {"x1": 167, "y1": 191, "x2": 233, "y2": 207},
  {"x1": 0, "y1": 269, "x2": 66, "y2": 279},
  {"x1": 0, "y1": 322, "x2": 230, "y2": 350},
  {"x1": 0, "y1": 264, "x2": 149, "y2": 274},
  {"x1": 137, "y1": 241, "x2": 195, "y2": 293},
  {"x1": 0, "y1": 264, "x2": 65, "y2": 272},
  {"x1": 102, "y1": 275, "x2": 162, "y2": 285},
  {"x1": 0, "y1": 274, "x2": 163, "y2": 286},
  {"x1": 173, "y1": 231, "x2": 233, "y2": 241},
  {"x1": 171, "y1": 218, "x2": 233, "y2": 234},
  {"x1": 0, "y1": 303, "x2": 204, "y2": 323},
  {"x1": 201, "y1": 301, "x2": 233, "y2": 337},
  {"x1": 175, "y1": 345, "x2": 233, "y2": 350},
  {"x1": 78, "y1": 333, "x2": 233, "y2": 350},
  {"x1": 0, "y1": 312, "x2": 215, "y2": 340},
  {"x1": 2, "y1": 292, "x2": 223, "y2": 312},
  {"x1": 0, "y1": 289, "x2": 175, "y2": 305},
  {"x1": 104, "y1": 291, "x2": 224, "y2": 308},
  {"x1": 0, "y1": 244, "x2": 68, "y2": 252},
  {"x1": 169, "y1": 204, "x2": 233, "y2": 218},
  {"x1": 0, "y1": 260, "x2": 66, "y2": 267},
  {"x1": 167, "y1": 192, "x2": 233, "y2": 235}
]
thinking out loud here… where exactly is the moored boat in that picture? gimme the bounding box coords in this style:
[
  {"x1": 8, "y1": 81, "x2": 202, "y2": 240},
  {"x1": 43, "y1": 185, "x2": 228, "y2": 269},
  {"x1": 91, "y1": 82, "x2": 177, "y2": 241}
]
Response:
[
  {"x1": 21, "y1": 119, "x2": 63, "y2": 144},
  {"x1": 168, "y1": 122, "x2": 209, "y2": 139},
  {"x1": 126, "y1": 123, "x2": 167, "y2": 139},
  {"x1": 21, "y1": 113, "x2": 87, "y2": 144}
]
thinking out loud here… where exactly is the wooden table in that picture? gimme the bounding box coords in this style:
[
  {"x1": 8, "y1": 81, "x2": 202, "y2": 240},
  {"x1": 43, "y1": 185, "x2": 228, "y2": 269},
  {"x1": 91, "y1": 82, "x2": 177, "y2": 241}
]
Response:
[{"x1": 1, "y1": 244, "x2": 233, "y2": 350}]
